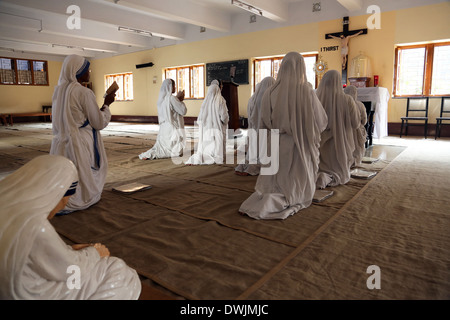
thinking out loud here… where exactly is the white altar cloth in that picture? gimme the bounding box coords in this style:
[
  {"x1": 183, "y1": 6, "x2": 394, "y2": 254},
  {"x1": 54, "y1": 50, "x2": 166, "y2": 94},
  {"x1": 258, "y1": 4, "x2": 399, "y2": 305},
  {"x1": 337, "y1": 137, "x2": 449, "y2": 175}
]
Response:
[{"x1": 357, "y1": 87, "x2": 390, "y2": 139}]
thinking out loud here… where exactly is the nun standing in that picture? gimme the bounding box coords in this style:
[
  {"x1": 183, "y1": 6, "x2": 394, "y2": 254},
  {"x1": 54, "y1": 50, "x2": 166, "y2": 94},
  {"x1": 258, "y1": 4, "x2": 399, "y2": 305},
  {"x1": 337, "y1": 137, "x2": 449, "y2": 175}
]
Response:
[{"x1": 50, "y1": 54, "x2": 115, "y2": 213}]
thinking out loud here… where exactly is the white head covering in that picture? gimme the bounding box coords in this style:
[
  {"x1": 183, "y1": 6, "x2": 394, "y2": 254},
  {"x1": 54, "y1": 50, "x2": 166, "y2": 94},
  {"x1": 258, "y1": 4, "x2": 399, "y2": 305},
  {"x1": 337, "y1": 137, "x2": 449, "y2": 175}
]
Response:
[
  {"x1": 50, "y1": 54, "x2": 108, "y2": 211},
  {"x1": 0, "y1": 155, "x2": 141, "y2": 300},
  {"x1": 0, "y1": 155, "x2": 78, "y2": 299},
  {"x1": 261, "y1": 52, "x2": 320, "y2": 162},
  {"x1": 235, "y1": 77, "x2": 275, "y2": 175},
  {"x1": 344, "y1": 84, "x2": 367, "y2": 124},
  {"x1": 157, "y1": 78, "x2": 174, "y2": 125},
  {"x1": 185, "y1": 79, "x2": 228, "y2": 165},
  {"x1": 248, "y1": 77, "x2": 275, "y2": 130},
  {"x1": 345, "y1": 84, "x2": 368, "y2": 165},
  {"x1": 257, "y1": 52, "x2": 327, "y2": 207},
  {"x1": 316, "y1": 70, "x2": 358, "y2": 185},
  {"x1": 239, "y1": 52, "x2": 328, "y2": 219},
  {"x1": 344, "y1": 84, "x2": 367, "y2": 126},
  {"x1": 197, "y1": 80, "x2": 225, "y2": 129},
  {"x1": 139, "y1": 79, "x2": 187, "y2": 160},
  {"x1": 344, "y1": 84, "x2": 357, "y2": 101},
  {"x1": 58, "y1": 54, "x2": 87, "y2": 86},
  {"x1": 52, "y1": 55, "x2": 88, "y2": 138}
]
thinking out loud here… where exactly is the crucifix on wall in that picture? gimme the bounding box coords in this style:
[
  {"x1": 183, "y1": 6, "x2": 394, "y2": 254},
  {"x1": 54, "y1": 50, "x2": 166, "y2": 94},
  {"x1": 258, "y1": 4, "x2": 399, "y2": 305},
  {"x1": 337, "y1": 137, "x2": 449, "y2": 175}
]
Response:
[{"x1": 325, "y1": 16, "x2": 367, "y2": 84}]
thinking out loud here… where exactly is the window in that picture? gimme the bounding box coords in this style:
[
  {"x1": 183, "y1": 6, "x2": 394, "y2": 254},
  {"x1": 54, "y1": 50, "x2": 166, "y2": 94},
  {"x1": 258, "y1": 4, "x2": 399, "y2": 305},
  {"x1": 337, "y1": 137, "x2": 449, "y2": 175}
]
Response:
[
  {"x1": 394, "y1": 42, "x2": 450, "y2": 96},
  {"x1": 253, "y1": 53, "x2": 318, "y2": 91},
  {"x1": 104, "y1": 73, "x2": 134, "y2": 101},
  {"x1": 303, "y1": 55, "x2": 318, "y2": 89},
  {"x1": 431, "y1": 45, "x2": 450, "y2": 95},
  {"x1": 0, "y1": 57, "x2": 48, "y2": 85},
  {"x1": 17, "y1": 60, "x2": 32, "y2": 84},
  {"x1": 0, "y1": 58, "x2": 15, "y2": 84},
  {"x1": 254, "y1": 56, "x2": 283, "y2": 90},
  {"x1": 164, "y1": 65, "x2": 205, "y2": 99},
  {"x1": 33, "y1": 61, "x2": 48, "y2": 85}
]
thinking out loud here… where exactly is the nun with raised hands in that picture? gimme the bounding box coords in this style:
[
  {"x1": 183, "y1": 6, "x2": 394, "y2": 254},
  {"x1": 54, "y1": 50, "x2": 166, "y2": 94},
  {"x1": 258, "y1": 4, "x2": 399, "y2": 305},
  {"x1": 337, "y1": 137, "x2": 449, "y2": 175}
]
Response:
[
  {"x1": 50, "y1": 54, "x2": 115, "y2": 214},
  {"x1": 235, "y1": 76, "x2": 275, "y2": 176},
  {"x1": 239, "y1": 52, "x2": 328, "y2": 220},
  {"x1": 315, "y1": 70, "x2": 360, "y2": 189},
  {"x1": 344, "y1": 85, "x2": 367, "y2": 167},
  {"x1": 185, "y1": 79, "x2": 229, "y2": 165},
  {"x1": 0, "y1": 155, "x2": 141, "y2": 300},
  {"x1": 139, "y1": 78, "x2": 187, "y2": 160}
]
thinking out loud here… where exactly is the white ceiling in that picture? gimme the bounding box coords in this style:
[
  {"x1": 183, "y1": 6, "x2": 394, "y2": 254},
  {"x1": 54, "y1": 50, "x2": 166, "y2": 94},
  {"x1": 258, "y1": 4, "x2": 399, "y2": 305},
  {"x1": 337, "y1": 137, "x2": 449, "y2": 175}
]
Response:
[{"x1": 0, "y1": 0, "x2": 442, "y2": 60}]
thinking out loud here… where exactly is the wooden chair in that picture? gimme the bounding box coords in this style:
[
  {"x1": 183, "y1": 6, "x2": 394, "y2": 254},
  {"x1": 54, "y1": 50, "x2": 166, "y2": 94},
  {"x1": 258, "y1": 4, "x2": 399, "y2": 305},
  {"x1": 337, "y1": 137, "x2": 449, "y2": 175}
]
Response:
[
  {"x1": 362, "y1": 101, "x2": 374, "y2": 148},
  {"x1": 435, "y1": 97, "x2": 450, "y2": 139},
  {"x1": 400, "y1": 97, "x2": 429, "y2": 139}
]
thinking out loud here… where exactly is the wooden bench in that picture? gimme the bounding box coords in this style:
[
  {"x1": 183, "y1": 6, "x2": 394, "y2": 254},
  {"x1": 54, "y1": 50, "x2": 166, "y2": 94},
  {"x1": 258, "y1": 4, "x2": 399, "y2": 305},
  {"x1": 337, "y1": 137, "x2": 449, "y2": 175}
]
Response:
[
  {"x1": 0, "y1": 114, "x2": 8, "y2": 126},
  {"x1": 6, "y1": 112, "x2": 52, "y2": 126}
]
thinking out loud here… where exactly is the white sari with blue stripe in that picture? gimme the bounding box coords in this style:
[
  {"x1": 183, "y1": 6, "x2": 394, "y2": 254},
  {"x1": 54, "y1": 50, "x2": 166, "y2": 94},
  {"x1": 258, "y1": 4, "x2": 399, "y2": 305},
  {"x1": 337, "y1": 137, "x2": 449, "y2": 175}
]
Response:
[
  {"x1": 0, "y1": 155, "x2": 141, "y2": 300},
  {"x1": 50, "y1": 55, "x2": 111, "y2": 212}
]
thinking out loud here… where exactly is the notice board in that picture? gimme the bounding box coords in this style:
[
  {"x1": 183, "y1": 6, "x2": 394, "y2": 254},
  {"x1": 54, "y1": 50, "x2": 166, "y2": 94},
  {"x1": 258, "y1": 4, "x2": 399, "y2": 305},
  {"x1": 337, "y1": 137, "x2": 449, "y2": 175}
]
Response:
[{"x1": 206, "y1": 59, "x2": 249, "y2": 86}]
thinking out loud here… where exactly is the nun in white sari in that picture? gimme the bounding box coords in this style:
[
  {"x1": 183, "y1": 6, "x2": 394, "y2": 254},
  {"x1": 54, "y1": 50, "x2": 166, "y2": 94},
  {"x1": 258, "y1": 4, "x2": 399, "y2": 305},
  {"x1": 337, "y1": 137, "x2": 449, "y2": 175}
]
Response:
[
  {"x1": 0, "y1": 155, "x2": 141, "y2": 300},
  {"x1": 185, "y1": 80, "x2": 229, "y2": 165},
  {"x1": 344, "y1": 85, "x2": 367, "y2": 166},
  {"x1": 235, "y1": 76, "x2": 275, "y2": 176},
  {"x1": 50, "y1": 54, "x2": 114, "y2": 213},
  {"x1": 316, "y1": 70, "x2": 360, "y2": 189},
  {"x1": 139, "y1": 79, "x2": 187, "y2": 160},
  {"x1": 239, "y1": 52, "x2": 328, "y2": 220}
]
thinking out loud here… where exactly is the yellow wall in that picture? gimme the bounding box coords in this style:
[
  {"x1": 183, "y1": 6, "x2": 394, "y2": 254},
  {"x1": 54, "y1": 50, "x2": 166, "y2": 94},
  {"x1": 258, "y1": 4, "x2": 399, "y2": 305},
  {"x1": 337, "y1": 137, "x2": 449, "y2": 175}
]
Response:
[
  {"x1": 390, "y1": 2, "x2": 450, "y2": 122},
  {"x1": 318, "y1": 10, "x2": 397, "y2": 88},
  {"x1": 91, "y1": 2, "x2": 449, "y2": 123},
  {"x1": 2, "y1": 2, "x2": 449, "y2": 126},
  {"x1": 0, "y1": 60, "x2": 62, "y2": 113},
  {"x1": 91, "y1": 22, "x2": 319, "y2": 118}
]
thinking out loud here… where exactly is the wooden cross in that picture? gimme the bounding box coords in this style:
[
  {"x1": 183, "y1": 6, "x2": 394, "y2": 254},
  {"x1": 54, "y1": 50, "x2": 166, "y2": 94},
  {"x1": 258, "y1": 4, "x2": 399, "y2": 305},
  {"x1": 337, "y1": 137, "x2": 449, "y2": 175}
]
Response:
[{"x1": 325, "y1": 16, "x2": 367, "y2": 85}]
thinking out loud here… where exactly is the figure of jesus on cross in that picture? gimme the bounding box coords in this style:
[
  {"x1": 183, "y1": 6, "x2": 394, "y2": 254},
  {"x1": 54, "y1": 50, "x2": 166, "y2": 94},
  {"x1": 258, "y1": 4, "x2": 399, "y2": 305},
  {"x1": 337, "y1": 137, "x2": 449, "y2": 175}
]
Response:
[
  {"x1": 327, "y1": 30, "x2": 363, "y2": 69},
  {"x1": 325, "y1": 16, "x2": 367, "y2": 84}
]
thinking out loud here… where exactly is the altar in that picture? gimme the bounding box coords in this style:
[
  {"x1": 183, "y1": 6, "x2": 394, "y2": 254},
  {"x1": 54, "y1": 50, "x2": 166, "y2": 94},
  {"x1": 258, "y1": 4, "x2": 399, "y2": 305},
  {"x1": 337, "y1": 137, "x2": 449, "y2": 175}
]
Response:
[{"x1": 356, "y1": 87, "x2": 389, "y2": 145}]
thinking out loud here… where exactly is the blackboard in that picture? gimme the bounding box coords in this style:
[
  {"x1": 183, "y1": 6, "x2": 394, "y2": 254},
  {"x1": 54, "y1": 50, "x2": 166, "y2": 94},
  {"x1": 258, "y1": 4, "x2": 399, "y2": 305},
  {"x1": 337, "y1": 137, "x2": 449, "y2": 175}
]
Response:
[{"x1": 206, "y1": 59, "x2": 249, "y2": 86}]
